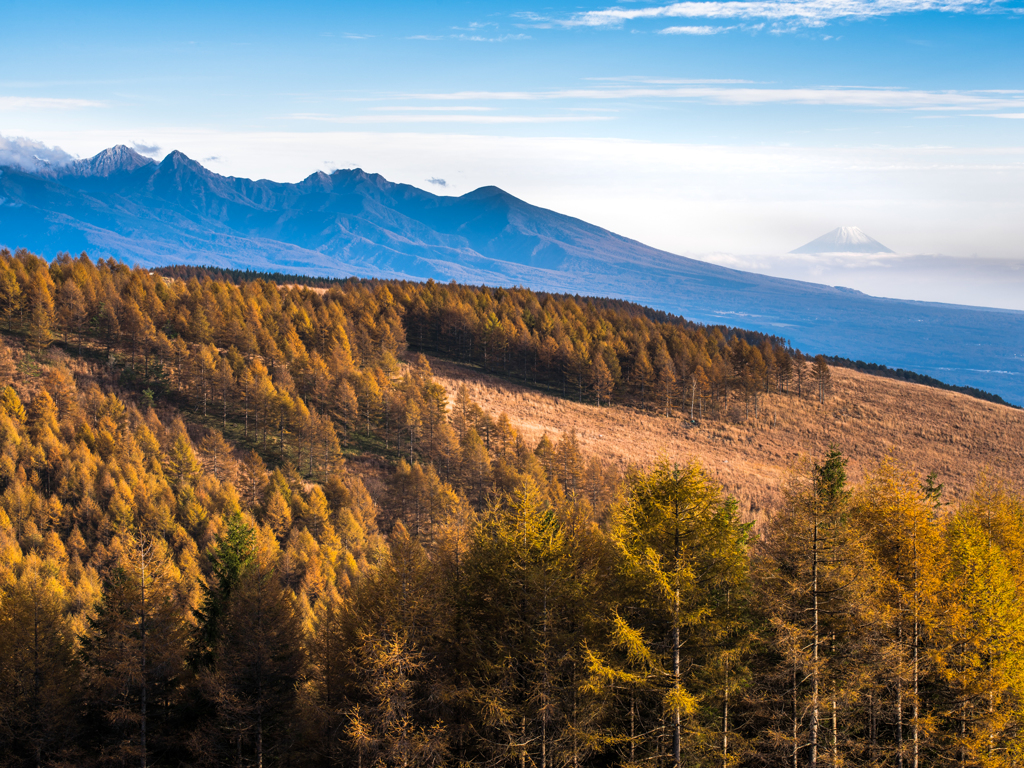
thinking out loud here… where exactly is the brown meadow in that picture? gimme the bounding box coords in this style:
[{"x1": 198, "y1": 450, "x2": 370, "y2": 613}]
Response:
[{"x1": 428, "y1": 356, "x2": 1024, "y2": 523}]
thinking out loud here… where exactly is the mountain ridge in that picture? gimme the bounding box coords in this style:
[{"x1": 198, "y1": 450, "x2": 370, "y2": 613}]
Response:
[
  {"x1": 61, "y1": 144, "x2": 156, "y2": 178},
  {"x1": 2, "y1": 145, "x2": 1024, "y2": 404}
]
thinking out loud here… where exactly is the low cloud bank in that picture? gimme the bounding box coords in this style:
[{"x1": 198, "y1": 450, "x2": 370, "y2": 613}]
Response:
[
  {"x1": 698, "y1": 252, "x2": 1024, "y2": 311},
  {"x1": 0, "y1": 134, "x2": 75, "y2": 173}
]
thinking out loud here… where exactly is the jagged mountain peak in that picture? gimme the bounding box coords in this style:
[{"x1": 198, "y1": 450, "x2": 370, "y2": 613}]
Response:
[
  {"x1": 330, "y1": 167, "x2": 394, "y2": 189},
  {"x1": 791, "y1": 226, "x2": 894, "y2": 254},
  {"x1": 159, "y1": 149, "x2": 202, "y2": 169},
  {"x1": 63, "y1": 145, "x2": 155, "y2": 178}
]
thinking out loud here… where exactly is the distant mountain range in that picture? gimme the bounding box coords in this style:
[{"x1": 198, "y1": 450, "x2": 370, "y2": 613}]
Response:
[
  {"x1": 791, "y1": 226, "x2": 894, "y2": 255},
  {"x1": 2, "y1": 145, "x2": 1024, "y2": 404}
]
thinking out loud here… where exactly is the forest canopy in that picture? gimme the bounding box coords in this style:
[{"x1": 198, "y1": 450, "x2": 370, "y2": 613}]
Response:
[{"x1": 0, "y1": 248, "x2": 1021, "y2": 767}]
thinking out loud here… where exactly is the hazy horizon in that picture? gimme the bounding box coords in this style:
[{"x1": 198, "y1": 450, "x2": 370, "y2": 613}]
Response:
[
  {"x1": 2, "y1": 0, "x2": 1023, "y2": 308},
  {"x1": 4, "y1": 135, "x2": 1024, "y2": 312}
]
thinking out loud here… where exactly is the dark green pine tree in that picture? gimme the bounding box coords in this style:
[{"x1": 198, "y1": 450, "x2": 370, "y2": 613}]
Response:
[{"x1": 191, "y1": 509, "x2": 257, "y2": 668}]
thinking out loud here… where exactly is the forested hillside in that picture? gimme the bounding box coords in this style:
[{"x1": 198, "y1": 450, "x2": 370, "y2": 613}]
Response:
[
  {"x1": 2, "y1": 247, "x2": 1024, "y2": 767},
  {"x1": 153, "y1": 263, "x2": 833, "y2": 419},
  {"x1": 157, "y1": 265, "x2": 1015, "y2": 409}
]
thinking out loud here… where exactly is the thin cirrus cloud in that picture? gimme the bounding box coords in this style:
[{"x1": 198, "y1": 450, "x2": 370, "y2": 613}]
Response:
[
  {"x1": 658, "y1": 25, "x2": 736, "y2": 33},
  {"x1": 288, "y1": 112, "x2": 613, "y2": 124},
  {"x1": 408, "y1": 33, "x2": 531, "y2": 42},
  {"x1": 408, "y1": 84, "x2": 1024, "y2": 112},
  {"x1": 131, "y1": 141, "x2": 161, "y2": 155},
  {"x1": 586, "y1": 76, "x2": 757, "y2": 84},
  {"x1": 521, "y1": 0, "x2": 1007, "y2": 30},
  {"x1": 455, "y1": 33, "x2": 531, "y2": 42},
  {"x1": 368, "y1": 106, "x2": 495, "y2": 112},
  {"x1": 0, "y1": 96, "x2": 104, "y2": 110}
]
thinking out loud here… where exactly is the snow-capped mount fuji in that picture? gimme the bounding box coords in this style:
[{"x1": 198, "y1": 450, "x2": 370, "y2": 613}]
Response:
[
  {"x1": 791, "y1": 226, "x2": 895, "y2": 255},
  {"x1": 3, "y1": 144, "x2": 1024, "y2": 404}
]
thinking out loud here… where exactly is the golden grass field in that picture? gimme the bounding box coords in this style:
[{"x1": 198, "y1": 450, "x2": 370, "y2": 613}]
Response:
[{"x1": 428, "y1": 357, "x2": 1024, "y2": 521}]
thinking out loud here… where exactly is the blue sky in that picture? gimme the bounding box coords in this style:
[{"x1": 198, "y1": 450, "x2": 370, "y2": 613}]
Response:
[{"x1": 2, "y1": 0, "x2": 1024, "y2": 306}]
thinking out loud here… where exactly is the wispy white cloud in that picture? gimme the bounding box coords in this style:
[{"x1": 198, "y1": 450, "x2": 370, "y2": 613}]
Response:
[
  {"x1": 408, "y1": 84, "x2": 1024, "y2": 111},
  {"x1": 658, "y1": 25, "x2": 736, "y2": 33},
  {"x1": 453, "y1": 33, "x2": 531, "y2": 42},
  {"x1": 370, "y1": 106, "x2": 495, "y2": 112},
  {"x1": 453, "y1": 21, "x2": 498, "y2": 30},
  {"x1": 408, "y1": 32, "x2": 530, "y2": 42},
  {"x1": 131, "y1": 141, "x2": 161, "y2": 155},
  {"x1": 520, "y1": 0, "x2": 1007, "y2": 31},
  {"x1": 586, "y1": 76, "x2": 756, "y2": 83},
  {"x1": 0, "y1": 96, "x2": 104, "y2": 110},
  {"x1": 288, "y1": 113, "x2": 613, "y2": 124}
]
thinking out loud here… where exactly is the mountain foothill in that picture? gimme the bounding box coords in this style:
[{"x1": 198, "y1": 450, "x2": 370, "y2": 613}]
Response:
[{"x1": 0, "y1": 245, "x2": 1023, "y2": 766}]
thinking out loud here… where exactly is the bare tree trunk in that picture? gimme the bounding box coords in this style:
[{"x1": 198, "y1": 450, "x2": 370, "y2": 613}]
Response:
[
  {"x1": 830, "y1": 632, "x2": 837, "y2": 765},
  {"x1": 869, "y1": 693, "x2": 876, "y2": 764},
  {"x1": 673, "y1": 512, "x2": 682, "y2": 768},
  {"x1": 140, "y1": 539, "x2": 147, "y2": 768},
  {"x1": 811, "y1": 517, "x2": 820, "y2": 768},
  {"x1": 521, "y1": 717, "x2": 527, "y2": 768},
  {"x1": 542, "y1": 706, "x2": 547, "y2": 768},
  {"x1": 542, "y1": 590, "x2": 549, "y2": 768},
  {"x1": 673, "y1": 610, "x2": 681, "y2": 768},
  {"x1": 723, "y1": 660, "x2": 729, "y2": 768},
  {"x1": 913, "y1": 610, "x2": 920, "y2": 768},
  {"x1": 793, "y1": 664, "x2": 799, "y2": 768},
  {"x1": 723, "y1": 590, "x2": 731, "y2": 768},
  {"x1": 959, "y1": 648, "x2": 967, "y2": 768},
  {"x1": 631, "y1": 694, "x2": 637, "y2": 766},
  {"x1": 897, "y1": 622, "x2": 904, "y2": 768},
  {"x1": 913, "y1": 528, "x2": 921, "y2": 768},
  {"x1": 831, "y1": 688, "x2": 837, "y2": 766}
]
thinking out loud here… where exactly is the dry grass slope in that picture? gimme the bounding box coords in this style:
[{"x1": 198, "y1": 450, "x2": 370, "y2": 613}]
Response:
[{"x1": 428, "y1": 357, "x2": 1024, "y2": 523}]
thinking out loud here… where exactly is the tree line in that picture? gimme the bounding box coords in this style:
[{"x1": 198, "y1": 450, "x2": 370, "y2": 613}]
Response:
[
  {"x1": 154, "y1": 263, "x2": 839, "y2": 418},
  {"x1": 824, "y1": 356, "x2": 1017, "y2": 408}
]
